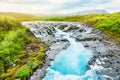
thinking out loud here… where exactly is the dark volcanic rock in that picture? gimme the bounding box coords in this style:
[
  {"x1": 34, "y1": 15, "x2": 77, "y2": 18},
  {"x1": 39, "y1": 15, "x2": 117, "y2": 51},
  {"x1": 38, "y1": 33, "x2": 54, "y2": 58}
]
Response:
[{"x1": 70, "y1": 23, "x2": 120, "y2": 80}]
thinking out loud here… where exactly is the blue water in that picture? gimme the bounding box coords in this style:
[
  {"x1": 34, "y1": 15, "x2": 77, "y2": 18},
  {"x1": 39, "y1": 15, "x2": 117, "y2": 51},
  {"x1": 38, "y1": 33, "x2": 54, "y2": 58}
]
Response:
[{"x1": 43, "y1": 28, "x2": 100, "y2": 80}]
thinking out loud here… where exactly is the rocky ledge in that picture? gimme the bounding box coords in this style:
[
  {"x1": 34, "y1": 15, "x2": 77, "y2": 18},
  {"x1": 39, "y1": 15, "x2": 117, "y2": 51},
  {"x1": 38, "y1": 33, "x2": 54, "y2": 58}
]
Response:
[{"x1": 70, "y1": 24, "x2": 120, "y2": 80}]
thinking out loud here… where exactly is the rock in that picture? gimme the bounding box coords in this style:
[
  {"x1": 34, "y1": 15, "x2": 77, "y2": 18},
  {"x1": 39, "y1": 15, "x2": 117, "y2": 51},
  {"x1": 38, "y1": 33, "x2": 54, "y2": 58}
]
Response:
[
  {"x1": 57, "y1": 24, "x2": 68, "y2": 30},
  {"x1": 79, "y1": 29, "x2": 84, "y2": 32},
  {"x1": 102, "y1": 62, "x2": 111, "y2": 68},
  {"x1": 84, "y1": 43, "x2": 89, "y2": 47},
  {"x1": 60, "y1": 39, "x2": 69, "y2": 42}
]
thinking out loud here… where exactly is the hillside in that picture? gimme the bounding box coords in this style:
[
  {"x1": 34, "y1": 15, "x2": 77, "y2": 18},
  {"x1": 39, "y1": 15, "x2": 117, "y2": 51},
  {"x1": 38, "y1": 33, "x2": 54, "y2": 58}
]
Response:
[
  {"x1": 0, "y1": 12, "x2": 46, "y2": 80},
  {"x1": 0, "y1": 12, "x2": 40, "y2": 21}
]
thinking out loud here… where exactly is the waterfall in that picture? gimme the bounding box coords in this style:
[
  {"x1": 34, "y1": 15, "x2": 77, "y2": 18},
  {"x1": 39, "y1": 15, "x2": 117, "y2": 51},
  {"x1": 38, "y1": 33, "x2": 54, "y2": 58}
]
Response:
[
  {"x1": 43, "y1": 25, "x2": 101, "y2": 80},
  {"x1": 22, "y1": 21, "x2": 103, "y2": 80}
]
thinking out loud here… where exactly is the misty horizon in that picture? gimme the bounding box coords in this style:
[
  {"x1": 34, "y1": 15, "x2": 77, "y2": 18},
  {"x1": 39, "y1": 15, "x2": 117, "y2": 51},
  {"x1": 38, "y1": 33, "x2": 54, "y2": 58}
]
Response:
[{"x1": 0, "y1": 0, "x2": 120, "y2": 14}]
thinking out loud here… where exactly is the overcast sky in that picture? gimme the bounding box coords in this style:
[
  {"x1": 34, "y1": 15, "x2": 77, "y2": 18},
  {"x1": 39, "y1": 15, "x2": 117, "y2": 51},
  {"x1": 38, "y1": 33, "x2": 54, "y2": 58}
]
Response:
[{"x1": 0, "y1": 0, "x2": 120, "y2": 14}]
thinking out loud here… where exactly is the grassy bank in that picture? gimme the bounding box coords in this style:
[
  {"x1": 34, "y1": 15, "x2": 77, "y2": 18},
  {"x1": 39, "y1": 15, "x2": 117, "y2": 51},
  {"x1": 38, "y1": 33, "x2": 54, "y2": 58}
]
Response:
[
  {"x1": 0, "y1": 13, "x2": 46, "y2": 80},
  {"x1": 40, "y1": 12, "x2": 120, "y2": 43}
]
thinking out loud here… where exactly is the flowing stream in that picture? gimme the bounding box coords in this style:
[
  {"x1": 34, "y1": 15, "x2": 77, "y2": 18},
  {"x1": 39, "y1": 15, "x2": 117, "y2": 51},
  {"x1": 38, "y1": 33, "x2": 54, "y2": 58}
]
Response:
[
  {"x1": 22, "y1": 22, "x2": 103, "y2": 80},
  {"x1": 43, "y1": 28, "x2": 100, "y2": 80}
]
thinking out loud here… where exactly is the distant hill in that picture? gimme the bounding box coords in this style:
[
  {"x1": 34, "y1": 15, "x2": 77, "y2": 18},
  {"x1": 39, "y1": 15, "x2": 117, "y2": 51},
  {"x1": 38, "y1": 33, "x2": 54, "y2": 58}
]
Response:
[
  {"x1": 34, "y1": 13, "x2": 64, "y2": 17},
  {"x1": 0, "y1": 12, "x2": 40, "y2": 21},
  {"x1": 72, "y1": 10, "x2": 108, "y2": 15}
]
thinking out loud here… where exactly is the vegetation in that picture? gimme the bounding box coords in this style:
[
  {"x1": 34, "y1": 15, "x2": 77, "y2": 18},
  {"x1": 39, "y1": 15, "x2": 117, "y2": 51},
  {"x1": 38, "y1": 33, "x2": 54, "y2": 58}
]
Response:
[
  {"x1": 0, "y1": 13, "x2": 46, "y2": 80},
  {"x1": 15, "y1": 61, "x2": 38, "y2": 79},
  {"x1": 40, "y1": 12, "x2": 120, "y2": 42},
  {"x1": 0, "y1": 12, "x2": 40, "y2": 21},
  {"x1": 0, "y1": 11, "x2": 120, "y2": 79}
]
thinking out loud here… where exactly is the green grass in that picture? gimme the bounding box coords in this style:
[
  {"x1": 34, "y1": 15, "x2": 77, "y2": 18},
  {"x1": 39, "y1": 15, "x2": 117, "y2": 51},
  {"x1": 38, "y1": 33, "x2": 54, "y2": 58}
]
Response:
[
  {"x1": 15, "y1": 61, "x2": 38, "y2": 79},
  {"x1": 0, "y1": 12, "x2": 46, "y2": 80},
  {"x1": 0, "y1": 12, "x2": 40, "y2": 21}
]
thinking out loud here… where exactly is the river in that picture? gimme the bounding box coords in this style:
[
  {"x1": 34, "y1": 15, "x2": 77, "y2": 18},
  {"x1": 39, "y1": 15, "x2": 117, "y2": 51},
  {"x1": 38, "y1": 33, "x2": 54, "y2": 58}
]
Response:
[
  {"x1": 43, "y1": 27, "x2": 100, "y2": 80},
  {"x1": 22, "y1": 21, "x2": 120, "y2": 80}
]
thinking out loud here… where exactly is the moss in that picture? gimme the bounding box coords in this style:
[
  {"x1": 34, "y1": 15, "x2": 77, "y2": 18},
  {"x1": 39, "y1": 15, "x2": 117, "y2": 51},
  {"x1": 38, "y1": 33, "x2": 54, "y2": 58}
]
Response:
[
  {"x1": 39, "y1": 53, "x2": 46, "y2": 59},
  {"x1": 15, "y1": 65, "x2": 30, "y2": 79},
  {"x1": 15, "y1": 61, "x2": 38, "y2": 79}
]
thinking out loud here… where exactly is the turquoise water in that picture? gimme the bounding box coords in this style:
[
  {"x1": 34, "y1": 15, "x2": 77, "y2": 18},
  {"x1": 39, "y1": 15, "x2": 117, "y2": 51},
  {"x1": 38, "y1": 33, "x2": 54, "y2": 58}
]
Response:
[{"x1": 43, "y1": 28, "x2": 100, "y2": 80}]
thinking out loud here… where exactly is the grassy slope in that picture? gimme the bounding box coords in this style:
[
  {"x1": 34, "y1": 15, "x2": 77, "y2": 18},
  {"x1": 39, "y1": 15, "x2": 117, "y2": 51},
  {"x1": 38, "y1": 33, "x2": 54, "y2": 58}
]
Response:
[
  {"x1": 0, "y1": 12, "x2": 46, "y2": 80},
  {"x1": 0, "y1": 12, "x2": 40, "y2": 21},
  {"x1": 40, "y1": 12, "x2": 120, "y2": 43}
]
